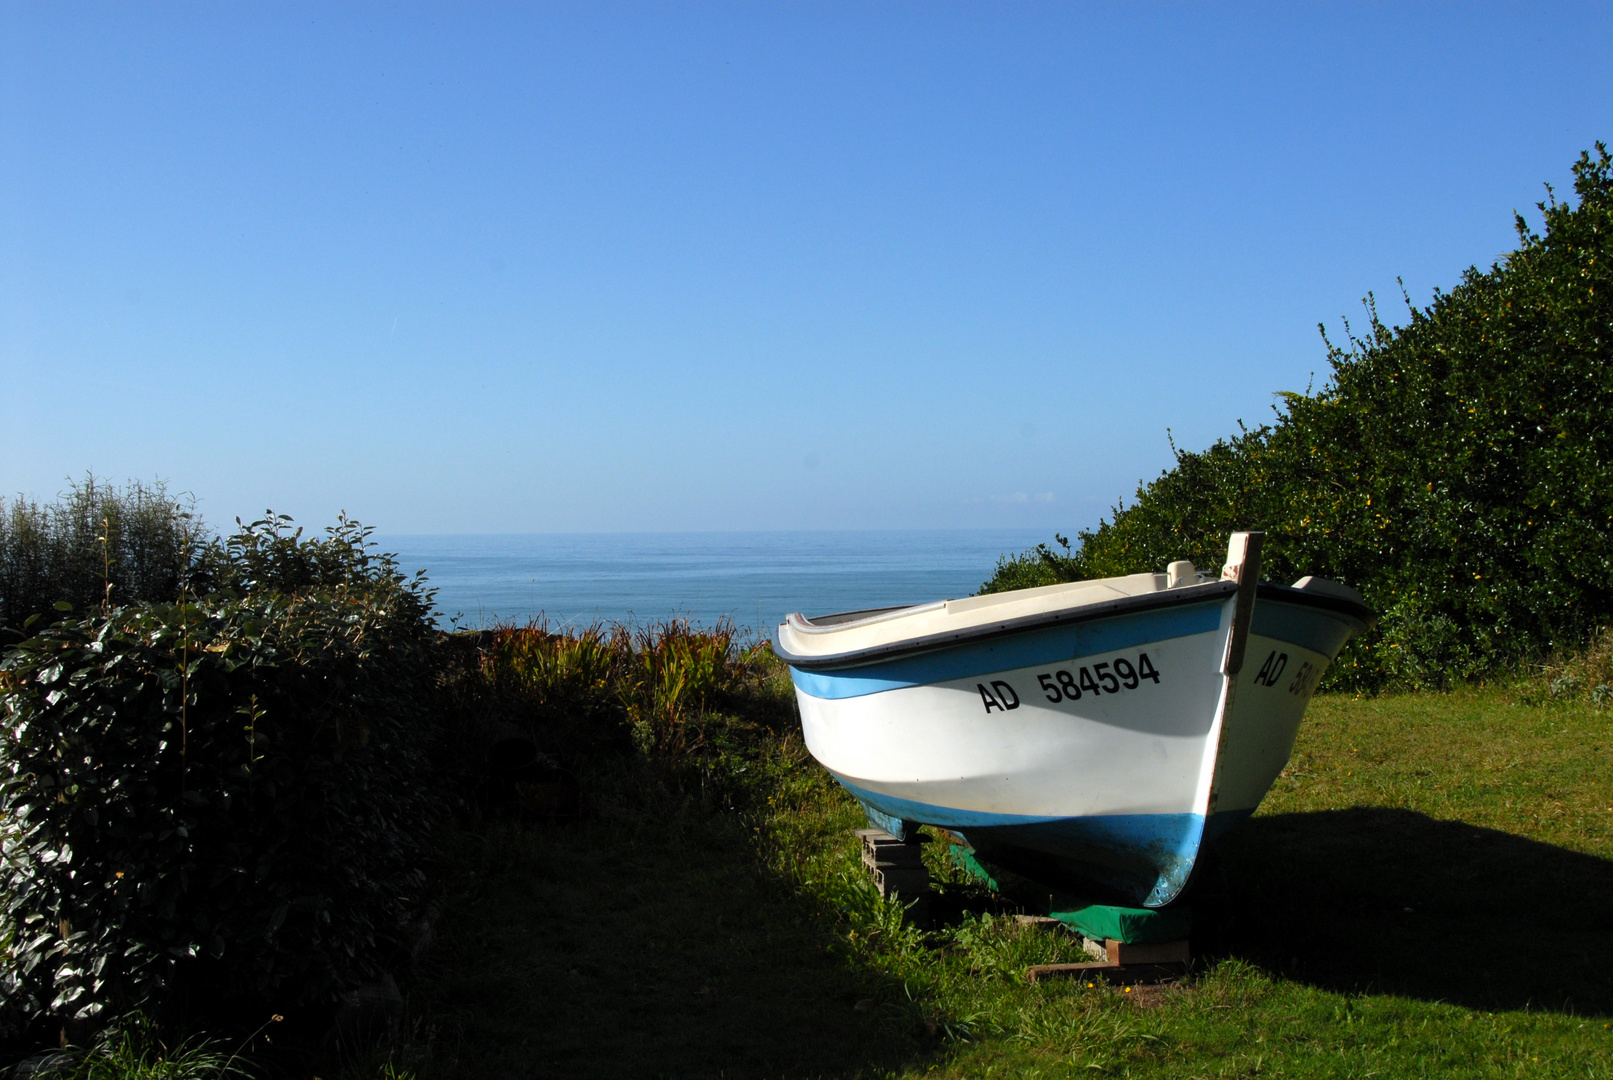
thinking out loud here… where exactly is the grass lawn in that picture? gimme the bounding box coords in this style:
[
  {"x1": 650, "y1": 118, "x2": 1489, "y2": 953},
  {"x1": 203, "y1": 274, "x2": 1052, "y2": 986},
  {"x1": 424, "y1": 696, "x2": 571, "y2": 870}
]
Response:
[{"x1": 394, "y1": 683, "x2": 1613, "y2": 1079}]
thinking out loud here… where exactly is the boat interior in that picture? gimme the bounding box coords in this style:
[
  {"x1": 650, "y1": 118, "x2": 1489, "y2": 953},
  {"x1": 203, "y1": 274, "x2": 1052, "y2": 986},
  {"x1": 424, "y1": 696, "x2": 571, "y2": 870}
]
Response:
[{"x1": 778, "y1": 559, "x2": 1365, "y2": 663}]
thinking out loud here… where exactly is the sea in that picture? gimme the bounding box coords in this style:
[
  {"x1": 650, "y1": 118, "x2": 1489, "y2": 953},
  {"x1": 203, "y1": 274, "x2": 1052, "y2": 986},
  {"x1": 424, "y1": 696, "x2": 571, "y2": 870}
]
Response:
[{"x1": 378, "y1": 529, "x2": 1049, "y2": 641}]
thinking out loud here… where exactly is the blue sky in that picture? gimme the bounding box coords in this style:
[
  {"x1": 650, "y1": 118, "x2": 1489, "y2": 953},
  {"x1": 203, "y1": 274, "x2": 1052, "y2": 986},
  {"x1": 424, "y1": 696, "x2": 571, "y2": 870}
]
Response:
[{"x1": 3, "y1": 3, "x2": 1610, "y2": 535}]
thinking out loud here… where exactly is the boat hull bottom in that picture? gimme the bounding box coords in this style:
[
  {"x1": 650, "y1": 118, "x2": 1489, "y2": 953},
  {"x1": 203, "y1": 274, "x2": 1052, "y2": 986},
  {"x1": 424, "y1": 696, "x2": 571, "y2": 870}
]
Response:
[{"x1": 839, "y1": 777, "x2": 1246, "y2": 908}]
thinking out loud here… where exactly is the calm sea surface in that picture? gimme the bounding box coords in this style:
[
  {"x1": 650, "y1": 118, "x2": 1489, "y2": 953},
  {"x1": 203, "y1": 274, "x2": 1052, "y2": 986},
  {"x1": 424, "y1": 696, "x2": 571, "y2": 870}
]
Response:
[{"x1": 378, "y1": 530, "x2": 1048, "y2": 639}]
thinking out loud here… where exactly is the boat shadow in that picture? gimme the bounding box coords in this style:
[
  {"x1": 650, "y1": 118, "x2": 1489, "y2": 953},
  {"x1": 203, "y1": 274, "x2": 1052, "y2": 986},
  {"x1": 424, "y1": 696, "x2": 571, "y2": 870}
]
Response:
[{"x1": 1198, "y1": 807, "x2": 1613, "y2": 1015}]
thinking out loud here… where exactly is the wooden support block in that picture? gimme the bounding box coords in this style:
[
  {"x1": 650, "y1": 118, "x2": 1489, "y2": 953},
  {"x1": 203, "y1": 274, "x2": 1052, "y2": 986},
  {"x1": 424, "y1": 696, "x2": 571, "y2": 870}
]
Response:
[
  {"x1": 1081, "y1": 936, "x2": 1189, "y2": 963},
  {"x1": 1105, "y1": 938, "x2": 1190, "y2": 965},
  {"x1": 1025, "y1": 961, "x2": 1186, "y2": 985},
  {"x1": 1031, "y1": 938, "x2": 1188, "y2": 985}
]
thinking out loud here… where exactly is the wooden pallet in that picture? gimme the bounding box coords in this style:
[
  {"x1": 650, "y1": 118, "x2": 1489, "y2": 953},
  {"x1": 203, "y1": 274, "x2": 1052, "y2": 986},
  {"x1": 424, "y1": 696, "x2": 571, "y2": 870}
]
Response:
[
  {"x1": 1026, "y1": 937, "x2": 1190, "y2": 984},
  {"x1": 852, "y1": 829, "x2": 1187, "y2": 976}
]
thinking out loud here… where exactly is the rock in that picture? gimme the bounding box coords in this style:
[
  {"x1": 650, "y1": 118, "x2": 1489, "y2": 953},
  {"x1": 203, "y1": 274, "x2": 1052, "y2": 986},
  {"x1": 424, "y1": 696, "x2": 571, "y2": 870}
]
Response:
[
  {"x1": 334, "y1": 971, "x2": 404, "y2": 1045},
  {"x1": 11, "y1": 1052, "x2": 75, "y2": 1079}
]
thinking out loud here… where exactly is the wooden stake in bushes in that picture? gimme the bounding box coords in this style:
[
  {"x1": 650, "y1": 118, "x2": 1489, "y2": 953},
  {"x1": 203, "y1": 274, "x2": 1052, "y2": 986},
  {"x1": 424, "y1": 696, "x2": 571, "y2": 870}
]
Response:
[{"x1": 98, "y1": 515, "x2": 113, "y2": 616}]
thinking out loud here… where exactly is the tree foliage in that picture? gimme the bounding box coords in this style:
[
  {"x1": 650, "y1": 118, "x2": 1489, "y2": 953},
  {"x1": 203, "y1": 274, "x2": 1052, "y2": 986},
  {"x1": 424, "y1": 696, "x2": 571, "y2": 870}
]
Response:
[
  {"x1": 0, "y1": 515, "x2": 440, "y2": 1031},
  {"x1": 983, "y1": 145, "x2": 1613, "y2": 688}
]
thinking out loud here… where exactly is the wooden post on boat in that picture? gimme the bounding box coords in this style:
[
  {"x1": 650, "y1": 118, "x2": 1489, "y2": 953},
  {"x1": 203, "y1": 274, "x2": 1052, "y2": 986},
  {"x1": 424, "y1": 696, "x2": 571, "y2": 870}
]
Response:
[{"x1": 1220, "y1": 530, "x2": 1264, "y2": 675}]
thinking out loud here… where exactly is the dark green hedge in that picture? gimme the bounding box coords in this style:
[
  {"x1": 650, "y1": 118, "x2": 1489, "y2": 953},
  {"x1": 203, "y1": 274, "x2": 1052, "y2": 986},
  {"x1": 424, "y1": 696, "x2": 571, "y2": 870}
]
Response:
[
  {"x1": 0, "y1": 516, "x2": 440, "y2": 1029},
  {"x1": 983, "y1": 145, "x2": 1613, "y2": 689}
]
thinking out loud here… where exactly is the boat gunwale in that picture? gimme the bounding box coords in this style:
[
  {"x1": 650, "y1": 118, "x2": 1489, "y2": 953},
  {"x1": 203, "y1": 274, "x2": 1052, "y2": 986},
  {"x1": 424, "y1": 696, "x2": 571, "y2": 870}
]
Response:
[{"x1": 775, "y1": 580, "x2": 1375, "y2": 671}]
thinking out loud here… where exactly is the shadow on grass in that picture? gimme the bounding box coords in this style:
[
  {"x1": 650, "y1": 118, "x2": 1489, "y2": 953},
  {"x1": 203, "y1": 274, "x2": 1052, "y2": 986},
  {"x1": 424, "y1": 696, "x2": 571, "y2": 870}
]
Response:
[
  {"x1": 1200, "y1": 807, "x2": 1613, "y2": 1015},
  {"x1": 411, "y1": 802, "x2": 933, "y2": 1080}
]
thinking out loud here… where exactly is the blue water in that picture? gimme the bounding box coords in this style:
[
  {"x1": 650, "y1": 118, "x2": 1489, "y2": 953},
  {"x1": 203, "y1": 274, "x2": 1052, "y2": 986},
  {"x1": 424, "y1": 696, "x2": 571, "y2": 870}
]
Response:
[{"x1": 378, "y1": 530, "x2": 1048, "y2": 639}]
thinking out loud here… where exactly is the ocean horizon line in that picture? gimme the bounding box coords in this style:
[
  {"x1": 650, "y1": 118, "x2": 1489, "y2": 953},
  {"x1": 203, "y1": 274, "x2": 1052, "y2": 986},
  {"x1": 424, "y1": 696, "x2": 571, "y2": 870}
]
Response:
[
  {"x1": 375, "y1": 526, "x2": 1056, "y2": 540},
  {"x1": 378, "y1": 529, "x2": 1048, "y2": 633}
]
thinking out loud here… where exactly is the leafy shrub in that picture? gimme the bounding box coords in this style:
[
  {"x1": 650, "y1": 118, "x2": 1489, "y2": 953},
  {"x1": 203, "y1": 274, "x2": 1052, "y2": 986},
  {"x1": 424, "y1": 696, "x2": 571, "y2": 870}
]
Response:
[
  {"x1": 978, "y1": 535, "x2": 1076, "y2": 594},
  {"x1": 476, "y1": 622, "x2": 636, "y2": 759},
  {"x1": 11, "y1": 1012, "x2": 254, "y2": 1079},
  {"x1": 474, "y1": 618, "x2": 786, "y2": 766},
  {"x1": 0, "y1": 515, "x2": 440, "y2": 1030},
  {"x1": 188, "y1": 512, "x2": 430, "y2": 601},
  {"x1": 984, "y1": 145, "x2": 1613, "y2": 689},
  {"x1": 0, "y1": 478, "x2": 208, "y2": 640},
  {"x1": 622, "y1": 620, "x2": 765, "y2": 759}
]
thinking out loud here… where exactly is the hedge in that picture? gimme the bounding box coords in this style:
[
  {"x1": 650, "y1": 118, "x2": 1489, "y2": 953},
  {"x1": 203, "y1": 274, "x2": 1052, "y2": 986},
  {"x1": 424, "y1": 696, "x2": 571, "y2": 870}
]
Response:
[
  {"x1": 0, "y1": 516, "x2": 440, "y2": 1030},
  {"x1": 983, "y1": 145, "x2": 1613, "y2": 689}
]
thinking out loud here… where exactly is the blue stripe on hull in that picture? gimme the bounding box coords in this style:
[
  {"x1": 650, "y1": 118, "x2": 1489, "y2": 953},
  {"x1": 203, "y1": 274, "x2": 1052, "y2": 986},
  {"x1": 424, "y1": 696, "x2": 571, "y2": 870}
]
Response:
[
  {"x1": 837, "y1": 778, "x2": 1208, "y2": 908},
  {"x1": 1250, "y1": 600, "x2": 1358, "y2": 659},
  {"x1": 792, "y1": 602, "x2": 1222, "y2": 700}
]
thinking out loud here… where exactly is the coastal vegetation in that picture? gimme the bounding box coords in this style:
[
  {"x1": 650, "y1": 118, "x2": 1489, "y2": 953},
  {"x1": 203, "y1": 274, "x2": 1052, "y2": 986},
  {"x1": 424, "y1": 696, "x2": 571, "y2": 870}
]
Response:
[
  {"x1": 985, "y1": 145, "x2": 1613, "y2": 692},
  {"x1": 1, "y1": 509, "x2": 442, "y2": 1055},
  {"x1": 138, "y1": 611, "x2": 1595, "y2": 1078},
  {"x1": 3, "y1": 146, "x2": 1612, "y2": 1077},
  {"x1": 403, "y1": 653, "x2": 1612, "y2": 1079}
]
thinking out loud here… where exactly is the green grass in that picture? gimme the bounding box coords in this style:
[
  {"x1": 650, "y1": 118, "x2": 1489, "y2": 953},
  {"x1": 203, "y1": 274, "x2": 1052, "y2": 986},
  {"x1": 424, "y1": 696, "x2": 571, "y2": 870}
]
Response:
[
  {"x1": 381, "y1": 679, "x2": 1613, "y2": 1079},
  {"x1": 10, "y1": 1014, "x2": 256, "y2": 1080}
]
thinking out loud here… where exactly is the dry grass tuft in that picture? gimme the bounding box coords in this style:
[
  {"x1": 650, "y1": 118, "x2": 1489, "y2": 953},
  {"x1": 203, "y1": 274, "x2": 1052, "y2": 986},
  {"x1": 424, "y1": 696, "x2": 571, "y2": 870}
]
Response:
[{"x1": 1535, "y1": 626, "x2": 1613, "y2": 706}]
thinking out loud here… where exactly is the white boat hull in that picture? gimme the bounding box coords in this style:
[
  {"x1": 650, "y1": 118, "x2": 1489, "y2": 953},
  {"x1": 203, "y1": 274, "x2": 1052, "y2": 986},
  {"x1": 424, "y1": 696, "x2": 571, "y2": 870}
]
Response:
[{"x1": 782, "y1": 568, "x2": 1369, "y2": 907}]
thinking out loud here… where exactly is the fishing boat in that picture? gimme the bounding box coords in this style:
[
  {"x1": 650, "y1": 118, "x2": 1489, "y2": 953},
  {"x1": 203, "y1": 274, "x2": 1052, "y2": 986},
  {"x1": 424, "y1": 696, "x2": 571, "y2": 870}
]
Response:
[{"x1": 774, "y1": 533, "x2": 1374, "y2": 908}]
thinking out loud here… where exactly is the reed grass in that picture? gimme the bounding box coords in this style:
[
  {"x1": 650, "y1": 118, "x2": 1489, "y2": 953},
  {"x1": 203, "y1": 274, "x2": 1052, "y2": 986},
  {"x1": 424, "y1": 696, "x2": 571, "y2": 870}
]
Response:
[
  {"x1": 1535, "y1": 626, "x2": 1613, "y2": 707},
  {"x1": 0, "y1": 475, "x2": 206, "y2": 635},
  {"x1": 470, "y1": 616, "x2": 788, "y2": 765}
]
